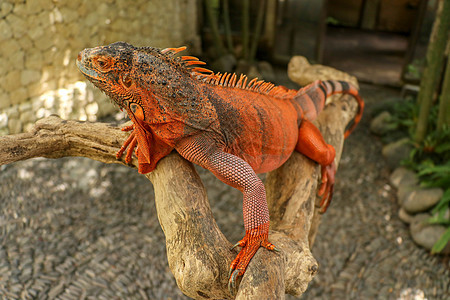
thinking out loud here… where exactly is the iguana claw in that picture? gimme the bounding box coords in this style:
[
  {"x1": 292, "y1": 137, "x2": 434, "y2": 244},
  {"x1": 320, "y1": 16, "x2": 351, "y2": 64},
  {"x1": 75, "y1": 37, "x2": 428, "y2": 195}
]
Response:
[
  {"x1": 231, "y1": 240, "x2": 245, "y2": 251},
  {"x1": 228, "y1": 269, "x2": 240, "y2": 294},
  {"x1": 318, "y1": 161, "x2": 336, "y2": 213},
  {"x1": 116, "y1": 124, "x2": 137, "y2": 164},
  {"x1": 227, "y1": 222, "x2": 279, "y2": 295}
]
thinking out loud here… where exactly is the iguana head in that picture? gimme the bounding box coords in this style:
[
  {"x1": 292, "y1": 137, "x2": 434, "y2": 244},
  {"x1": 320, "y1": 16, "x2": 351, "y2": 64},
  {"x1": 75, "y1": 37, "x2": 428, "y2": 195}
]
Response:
[{"x1": 76, "y1": 41, "x2": 204, "y2": 125}]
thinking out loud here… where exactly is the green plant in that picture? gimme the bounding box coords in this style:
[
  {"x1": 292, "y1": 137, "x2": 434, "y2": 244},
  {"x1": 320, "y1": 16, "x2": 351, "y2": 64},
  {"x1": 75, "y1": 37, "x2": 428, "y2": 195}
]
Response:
[
  {"x1": 387, "y1": 98, "x2": 417, "y2": 135},
  {"x1": 389, "y1": 97, "x2": 450, "y2": 253},
  {"x1": 428, "y1": 190, "x2": 450, "y2": 253},
  {"x1": 403, "y1": 127, "x2": 450, "y2": 253},
  {"x1": 406, "y1": 125, "x2": 450, "y2": 170}
]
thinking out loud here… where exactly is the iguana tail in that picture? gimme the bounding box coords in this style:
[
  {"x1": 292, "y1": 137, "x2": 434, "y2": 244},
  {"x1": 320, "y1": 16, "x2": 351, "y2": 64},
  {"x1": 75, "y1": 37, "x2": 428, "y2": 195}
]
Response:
[{"x1": 293, "y1": 80, "x2": 364, "y2": 138}]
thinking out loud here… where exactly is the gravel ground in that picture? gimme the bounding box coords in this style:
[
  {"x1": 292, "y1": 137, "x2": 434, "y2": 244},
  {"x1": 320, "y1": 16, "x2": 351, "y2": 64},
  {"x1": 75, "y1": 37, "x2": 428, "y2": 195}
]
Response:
[{"x1": 1, "y1": 83, "x2": 449, "y2": 299}]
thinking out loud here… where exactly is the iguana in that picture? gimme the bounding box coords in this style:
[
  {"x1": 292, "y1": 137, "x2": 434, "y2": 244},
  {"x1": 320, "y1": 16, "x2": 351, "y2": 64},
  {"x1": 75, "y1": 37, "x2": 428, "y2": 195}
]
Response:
[{"x1": 76, "y1": 41, "x2": 364, "y2": 292}]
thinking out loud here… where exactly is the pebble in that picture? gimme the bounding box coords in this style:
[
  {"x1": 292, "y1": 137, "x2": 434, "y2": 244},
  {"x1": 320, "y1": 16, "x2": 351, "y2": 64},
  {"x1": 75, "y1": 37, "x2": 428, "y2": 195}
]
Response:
[
  {"x1": 369, "y1": 111, "x2": 396, "y2": 135},
  {"x1": 381, "y1": 138, "x2": 413, "y2": 170},
  {"x1": 390, "y1": 167, "x2": 418, "y2": 188},
  {"x1": 398, "y1": 208, "x2": 414, "y2": 224},
  {"x1": 403, "y1": 187, "x2": 444, "y2": 214}
]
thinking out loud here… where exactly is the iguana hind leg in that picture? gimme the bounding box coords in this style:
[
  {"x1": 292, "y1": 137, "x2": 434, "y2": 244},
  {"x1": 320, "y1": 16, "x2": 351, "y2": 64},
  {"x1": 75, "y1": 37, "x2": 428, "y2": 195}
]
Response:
[
  {"x1": 295, "y1": 119, "x2": 336, "y2": 213},
  {"x1": 176, "y1": 137, "x2": 278, "y2": 293}
]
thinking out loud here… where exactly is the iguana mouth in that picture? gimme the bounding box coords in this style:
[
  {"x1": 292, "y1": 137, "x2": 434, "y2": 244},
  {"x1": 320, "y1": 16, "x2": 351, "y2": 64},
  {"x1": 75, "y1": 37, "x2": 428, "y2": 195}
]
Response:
[{"x1": 76, "y1": 51, "x2": 102, "y2": 81}]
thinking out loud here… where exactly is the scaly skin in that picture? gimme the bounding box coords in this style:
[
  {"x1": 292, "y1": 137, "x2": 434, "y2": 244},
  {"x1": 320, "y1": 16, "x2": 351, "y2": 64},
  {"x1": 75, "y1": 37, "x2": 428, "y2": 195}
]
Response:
[{"x1": 76, "y1": 42, "x2": 364, "y2": 292}]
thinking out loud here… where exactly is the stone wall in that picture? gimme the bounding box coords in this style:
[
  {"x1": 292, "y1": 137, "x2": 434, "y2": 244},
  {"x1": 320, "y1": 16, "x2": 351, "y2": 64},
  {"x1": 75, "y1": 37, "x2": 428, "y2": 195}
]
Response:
[{"x1": 0, "y1": 0, "x2": 200, "y2": 135}]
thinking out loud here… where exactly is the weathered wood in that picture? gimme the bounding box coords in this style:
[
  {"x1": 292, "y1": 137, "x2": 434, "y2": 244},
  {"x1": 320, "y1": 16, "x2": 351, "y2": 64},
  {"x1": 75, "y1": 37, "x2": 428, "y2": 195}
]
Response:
[
  {"x1": 0, "y1": 56, "x2": 359, "y2": 298},
  {"x1": 0, "y1": 116, "x2": 136, "y2": 167}
]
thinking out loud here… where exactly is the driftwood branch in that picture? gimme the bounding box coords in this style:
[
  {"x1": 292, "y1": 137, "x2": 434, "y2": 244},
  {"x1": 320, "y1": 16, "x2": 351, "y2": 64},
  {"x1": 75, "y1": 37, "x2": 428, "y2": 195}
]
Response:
[{"x1": 0, "y1": 57, "x2": 359, "y2": 299}]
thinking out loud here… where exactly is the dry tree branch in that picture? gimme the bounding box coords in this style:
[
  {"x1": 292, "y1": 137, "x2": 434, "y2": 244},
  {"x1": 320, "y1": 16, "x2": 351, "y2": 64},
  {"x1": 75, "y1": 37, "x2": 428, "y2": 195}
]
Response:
[{"x1": 0, "y1": 57, "x2": 359, "y2": 299}]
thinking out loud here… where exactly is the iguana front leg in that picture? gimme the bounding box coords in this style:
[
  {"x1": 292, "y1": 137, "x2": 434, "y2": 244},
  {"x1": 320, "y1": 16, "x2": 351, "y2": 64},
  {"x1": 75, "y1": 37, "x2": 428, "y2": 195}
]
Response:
[
  {"x1": 116, "y1": 123, "x2": 173, "y2": 174},
  {"x1": 116, "y1": 124, "x2": 138, "y2": 163},
  {"x1": 176, "y1": 136, "x2": 278, "y2": 292}
]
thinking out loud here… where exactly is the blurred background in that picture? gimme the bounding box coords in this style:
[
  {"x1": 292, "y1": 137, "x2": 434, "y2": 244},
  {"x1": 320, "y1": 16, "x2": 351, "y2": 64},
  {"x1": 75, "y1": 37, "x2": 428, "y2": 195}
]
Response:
[{"x1": 0, "y1": 0, "x2": 449, "y2": 299}]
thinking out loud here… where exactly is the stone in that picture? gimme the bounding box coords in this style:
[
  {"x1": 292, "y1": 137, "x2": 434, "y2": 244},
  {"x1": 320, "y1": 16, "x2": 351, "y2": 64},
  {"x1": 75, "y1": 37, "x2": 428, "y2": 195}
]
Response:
[
  {"x1": 23, "y1": 122, "x2": 34, "y2": 133},
  {"x1": 34, "y1": 33, "x2": 54, "y2": 51},
  {"x1": 257, "y1": 61, "x2": 276, "y2": 83},
  {"x1": 0, "y1": 2, "x2": 13, "y2": 19},
  {"x1": 27, "y1": 25, "x2": 44, "y2": 41},
  {"x1": 0, "y1": 19, "x2": 13, "y2": 41},
  {"x1": 235, "y1": 59, "x2": 250, "y2": 76},
  {"x1": 25, "y1": 0, "x2": 47, "y2": 15},
  {"x1": 25, "y1": 51, "x2": 44, "y2": 71},
  {"x1": 246, "y1": 65, "x2": 262, "y2": 80},
  {"x1": 21, "y1": 70, "x2": 41, "y2": 86},
  {"x1": 0, "y1": 112, "x2": 8, "y2": 128},
  {"x1": 397, "y1": 184, "x2": 419, "y2": 206},
  {"x1": 210, "y1": 54, "x2": 236, "y2": 73},
  {"x1": 27, "y1": 81, "x2": 45, "y2": 99},
  {"x1": 398, "y1": 207, "x2": 414, "y2": 224},
  {"x1": 2, "y1": 70, "x2": 21, "y2": 93},
  {"x1": 49, "y1": 7, "x2": 63, "y2": 24},
  {"x1": 17, "y1": 35, "x2": 33, "y2": 50},
  {"x1": 85, "y1": 102, "x2": 98, "y2": 116},
  {"x1": 6, "y1": 13, "x2": 28, "y2": 39},
  {"x1": 370, "y1": 111, "x2": 397, "y2": 135},
  {"x1": 410, "y1": 213, "x2": 431, "y2": 233},
  {"x1": 59, "y1": 7, "x2": 79, "y2": 24},
  {"x1": 403, "y1": 188, "x2": 444, "y2": 214},
  {"x1": 1, "y1": 38, "x2": 21, "y2": 58},
  {"x1": 19, "y1": 102, "x2": 32, "y2": 113},
  {"x1": 10, "y1": 88, "x2": 28, "y2": 106},
  {"x1": 12, "y1": 2, "x2": 26, "y2": 17},
  {"x1": 0, "y1": 92, "x2": 11, "y2": 110},
  {"x1": 390, "y1": 167, "x2": 418, "y2": 188},
  {"x1": 37, "y1": 10, "x2": 52, "y2": 29},
  {"x1": 410, "y1": 216, "x2": 450, "y2": 254},
  {"x1": 381, "y1": 138, "x2": 413, "y2": 170},
  {"x1": 8, "y1": 49, "x2": 25, "y2": 70},
  {"x1": 8, "y1": 118, "x2": 22, "y2": 134},
  {"x1": 20, "y1": 110, "x2": 35, "y2": 124}
]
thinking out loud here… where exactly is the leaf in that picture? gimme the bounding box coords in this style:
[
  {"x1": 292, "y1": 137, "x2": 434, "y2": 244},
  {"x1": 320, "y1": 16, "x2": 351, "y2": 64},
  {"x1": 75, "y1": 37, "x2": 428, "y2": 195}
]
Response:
[
  {"x1": 435, "y1": 142, "x2": 450, "y2": 154},
  {"x1": 418, "y1": 165, "x2": 450, "y2": 176},
  {"x1": 431, "y1": 227, "x2": 450, "y2": 254},
  {"x1": 431, "y1": 189, "x2": 450, "y2": 214}
]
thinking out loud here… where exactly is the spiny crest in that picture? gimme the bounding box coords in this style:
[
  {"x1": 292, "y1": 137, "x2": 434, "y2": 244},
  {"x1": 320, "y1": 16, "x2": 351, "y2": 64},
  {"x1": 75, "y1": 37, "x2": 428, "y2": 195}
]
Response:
[
  {"x1": 160, "y1": 46, "x2": 297, "y2": 99},
  {"x1": 161, "y1": 46, "x2": 214, "y2": 75},
  {"x1": 197, "y1": 72, "x2": 298, "y2": 99}
]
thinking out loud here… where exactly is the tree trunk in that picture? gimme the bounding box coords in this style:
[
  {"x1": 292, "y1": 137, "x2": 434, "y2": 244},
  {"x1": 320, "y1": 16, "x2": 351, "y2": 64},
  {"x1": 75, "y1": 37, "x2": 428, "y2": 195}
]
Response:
[
  {"x1": 437, "y1": 46, "x2": 450, "y2": 131},
  {"x1": 415, "y1": 0, "x2": 450, "y2": 143}
]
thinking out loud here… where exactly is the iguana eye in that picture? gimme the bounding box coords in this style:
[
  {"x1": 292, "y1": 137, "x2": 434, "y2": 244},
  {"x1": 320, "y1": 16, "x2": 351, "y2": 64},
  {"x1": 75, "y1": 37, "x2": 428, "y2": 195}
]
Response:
[{"x1": 95, "y1": 57, "x2": 111, "y2": 70}]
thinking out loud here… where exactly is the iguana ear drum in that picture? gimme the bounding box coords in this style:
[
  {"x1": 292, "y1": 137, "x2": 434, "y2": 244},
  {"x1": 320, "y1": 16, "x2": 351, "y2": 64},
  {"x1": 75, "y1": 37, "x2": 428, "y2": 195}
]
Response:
[
  {"x1": 121, "y1": 74, "x2": 133, "y2": 88},
  {"x1": 130, "y1": 103, "x2": 145, "y2": 121}
]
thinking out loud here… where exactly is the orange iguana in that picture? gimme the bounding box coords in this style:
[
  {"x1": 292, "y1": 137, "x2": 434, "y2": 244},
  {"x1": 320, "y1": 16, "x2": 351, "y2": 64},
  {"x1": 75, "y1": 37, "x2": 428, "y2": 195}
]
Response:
[{"x1": 76, "y1": 42, "x2": 363, "y2": 292}]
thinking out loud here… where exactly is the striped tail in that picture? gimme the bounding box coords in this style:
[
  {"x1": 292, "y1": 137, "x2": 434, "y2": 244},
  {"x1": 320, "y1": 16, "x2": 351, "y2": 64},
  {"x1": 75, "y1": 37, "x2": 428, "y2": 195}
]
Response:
[{"x1": 293, "y1": 80, "x2": 364, "y2": 138}]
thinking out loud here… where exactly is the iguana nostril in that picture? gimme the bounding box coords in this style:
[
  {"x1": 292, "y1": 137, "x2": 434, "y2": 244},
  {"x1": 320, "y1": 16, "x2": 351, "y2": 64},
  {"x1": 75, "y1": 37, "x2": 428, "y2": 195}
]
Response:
[{"x1": 77, "y1": 52, "x2": 82, "y2": 61}]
